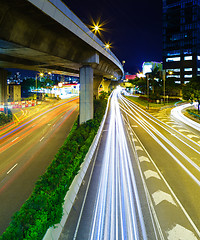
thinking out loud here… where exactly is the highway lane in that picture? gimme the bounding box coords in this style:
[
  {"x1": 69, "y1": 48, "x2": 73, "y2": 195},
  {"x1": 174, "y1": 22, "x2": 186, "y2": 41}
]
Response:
[
  {"x1": 0, "y1": 98, "x2": 79, "y2": 234},
  {"x1": 60, "y1": 91, "x2": 159, "y2": 239},
  {"x1": 60, "y1": 91, "x2": 200, "y2": 240},
  {"x1": 119, "y1": 94, "x2": 200, "y2": 239}
]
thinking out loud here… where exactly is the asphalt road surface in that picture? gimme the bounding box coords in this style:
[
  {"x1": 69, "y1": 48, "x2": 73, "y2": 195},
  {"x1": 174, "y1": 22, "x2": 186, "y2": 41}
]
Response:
[
  {"x1": 60, "y1": 91, "x2": 200, "y2": 240},
  {"x1": 0, "y1": 98, "x2": 79, "y2": 234}
]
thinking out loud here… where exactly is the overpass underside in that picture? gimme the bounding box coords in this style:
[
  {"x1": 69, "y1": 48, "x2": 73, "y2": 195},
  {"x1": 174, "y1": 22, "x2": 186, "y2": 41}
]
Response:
[{"x1": 0, "y1": 0, "x2": 123, "y2": 123}]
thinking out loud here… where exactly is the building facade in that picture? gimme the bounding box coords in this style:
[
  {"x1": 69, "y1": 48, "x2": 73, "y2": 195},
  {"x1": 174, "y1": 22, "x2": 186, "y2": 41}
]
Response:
[{"x1": 163, "y1": 0, "x2": 200, "y2": 84}]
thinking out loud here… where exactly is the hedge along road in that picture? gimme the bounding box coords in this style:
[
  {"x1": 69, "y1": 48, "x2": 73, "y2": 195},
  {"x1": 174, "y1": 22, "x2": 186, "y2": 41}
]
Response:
[{"x1": 0, "y1": 98, "x2": 79, "y2": 234}]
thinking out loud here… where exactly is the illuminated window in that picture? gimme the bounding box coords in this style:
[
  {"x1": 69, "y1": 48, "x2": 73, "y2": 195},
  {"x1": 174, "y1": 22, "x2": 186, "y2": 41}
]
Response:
[
  {"x1": 184, "y1": 68, "x2": 192, "y2": 71},
  {"x1": 167, "y1": 50, "x2": 180, "y2": 56},
  {"x1": 166, "y1": 57, "x2": 180, "y2": 62},
  {"x1": 197, "y1": 56, "x2": 200, "y2": 60},
  {"x1": 184, "y1": 81, "x2": 190, "y2": 84},
  {"x1": 184, "y1": 56, "x2": 192, "y2": 60},
  {"x1": 184, "y1": 75, "x2": 192, "y2": 78},
  {"x1": 167, "y1": 69, "x2": 180, "y2": 72},
  {"x1": 175, "y1": 81, "x2": 181, "y2": 84},
  {"x1": 167, "y1": 75, "x2": 180, "y2": 78},
  {"x1": 198, "y1": 68, "x2": 200, "y2": 72}
]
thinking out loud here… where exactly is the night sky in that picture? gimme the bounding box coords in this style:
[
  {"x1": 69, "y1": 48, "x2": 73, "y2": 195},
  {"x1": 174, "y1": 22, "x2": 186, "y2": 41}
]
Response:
[
  {"x1": 65, "y1": 0, "x2": 163, "y2": 74},
  {"x1": 9, "y1": 0, "x2": 162, "y2": 77}
]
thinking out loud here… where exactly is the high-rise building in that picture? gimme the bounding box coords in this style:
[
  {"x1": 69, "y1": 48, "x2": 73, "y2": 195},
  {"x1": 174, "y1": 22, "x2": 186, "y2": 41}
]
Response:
[{"x1": 163, "y1": 0, "x2": 200, "y2": 84}]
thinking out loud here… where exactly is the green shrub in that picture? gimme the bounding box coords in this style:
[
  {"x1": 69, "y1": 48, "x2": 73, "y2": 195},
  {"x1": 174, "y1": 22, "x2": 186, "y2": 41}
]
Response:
[
  {"x1": 0, "y1": 99, "x2": 107, "y2": 240},
  {"x1": 0, "y1": 111, "x2": 13, "y2": 126}
]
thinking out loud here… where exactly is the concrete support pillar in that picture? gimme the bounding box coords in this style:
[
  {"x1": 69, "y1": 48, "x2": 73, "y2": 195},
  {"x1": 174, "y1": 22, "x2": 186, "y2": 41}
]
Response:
[
  {"x1": 102, "y1": 79, "x2": 111, "y2": 93},
  {"x1": 93, "y1": 76, "x2": 103, "y2": 99},
  {"x1": 79, "y1": 65, "x2": 93, "y2": 124},
  {"x1": 0, "y1": 68, "x2": 7, "y2": 105}
]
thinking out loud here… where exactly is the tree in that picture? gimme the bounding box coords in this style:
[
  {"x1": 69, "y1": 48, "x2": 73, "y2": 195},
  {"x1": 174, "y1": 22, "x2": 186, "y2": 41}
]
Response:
[
  {"x1": 165, "y1": 77, "x2": 181, "y2": 96},
  {"x1": 21, "y1": 78, "x2": 36, "y2": 91},
  {"x1": 182, "y1": 76, "x2": 200, "y2": 100},
  {"x1": 130, "y1": 77, "x2": 147, "y2": 94},
  {"x1": 39, "y1": 77, "x2": 54, "y2": 89}
]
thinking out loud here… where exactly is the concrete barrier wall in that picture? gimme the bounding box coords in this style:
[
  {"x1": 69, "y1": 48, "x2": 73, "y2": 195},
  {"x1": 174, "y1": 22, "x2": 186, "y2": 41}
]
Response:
[{"x1": 43, "y1": 96, "x2": 110, "y2": 240}]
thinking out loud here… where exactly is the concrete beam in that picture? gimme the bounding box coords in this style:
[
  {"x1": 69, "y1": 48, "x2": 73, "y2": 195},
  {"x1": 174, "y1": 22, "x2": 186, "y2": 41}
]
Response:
[
  {"x1": 0, "y1": 68, "x2": 7, "y2": 105},
  {"x1": 79, "y1": 66, "x2": 93, "y2": 124}
]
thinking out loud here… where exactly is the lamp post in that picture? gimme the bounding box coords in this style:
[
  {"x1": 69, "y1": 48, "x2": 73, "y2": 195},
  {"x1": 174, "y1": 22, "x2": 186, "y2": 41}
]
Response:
[
  {"x1": 35, "y1": 72, "x2": 44, "y2": 101},
  {"x1": 162, "y1": 70, "x2": 166, "y2": 105},
  {"x1": 58, "y1": 82, "x2": 63, "y2": 99},
  {"x1": 146, "y1": 73, "x2": 150, "y2": 99}
]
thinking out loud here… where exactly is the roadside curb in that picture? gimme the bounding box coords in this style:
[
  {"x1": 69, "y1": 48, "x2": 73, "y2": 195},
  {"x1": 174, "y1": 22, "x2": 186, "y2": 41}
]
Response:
[{"x1": 43, "y1": 96, "x2": 110, "y2": 240}]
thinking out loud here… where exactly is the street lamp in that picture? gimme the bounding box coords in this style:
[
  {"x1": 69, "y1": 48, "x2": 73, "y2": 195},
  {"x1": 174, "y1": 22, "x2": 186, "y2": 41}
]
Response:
[
  {"x1": 162, "y1": 70, "x2": 166, "y2": 105},
  {"x1": 58, "y1": 82, "x2": 63, "y2": 99},
  {"x1": 146, "y1": 73, "x2": 150, "y2": 99},
  {"x1": 104, "y1": 42, "x2": 111, "y2": 50},
  {"x1": 35, "y1": 72, "x2": 44, "y2": 100}
]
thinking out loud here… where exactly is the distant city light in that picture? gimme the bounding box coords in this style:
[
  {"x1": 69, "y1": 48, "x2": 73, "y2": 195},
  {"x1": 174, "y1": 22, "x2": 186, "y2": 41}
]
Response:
[{"x1": 58, "y1": 82, "x2": 63, "y2": 88}]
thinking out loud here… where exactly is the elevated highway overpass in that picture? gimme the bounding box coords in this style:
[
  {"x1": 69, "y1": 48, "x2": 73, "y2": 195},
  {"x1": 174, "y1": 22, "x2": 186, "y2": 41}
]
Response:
[{"x1": 0, "y1": 0, "x2": 124, "y2": 123}]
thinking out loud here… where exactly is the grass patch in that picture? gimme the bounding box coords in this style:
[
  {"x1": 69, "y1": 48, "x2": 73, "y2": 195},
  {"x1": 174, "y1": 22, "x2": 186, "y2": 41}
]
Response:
[
  {"x1": 186, "y1": 109, "x2": 200, "y2": 120},
  {"x1": 126, "y1": 96, "x2": 182, "y2": 109}
]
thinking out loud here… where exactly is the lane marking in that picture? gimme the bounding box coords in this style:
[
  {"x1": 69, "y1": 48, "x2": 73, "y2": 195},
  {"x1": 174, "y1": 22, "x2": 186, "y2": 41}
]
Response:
[
  {"x1": 139, "y1": 156, "x2": 150, "y2": 163},
  {"x1": 7, "y1": 163, "x2": 18, "y2": 174},
  {"x1": 167, "y1": 224, "x2": 198, "y2": 240},
  {"x1": 187, "y1": 134, "x2": 199, "y2": 139},
  {"x1": 132, "y1": 137, "x2": 138, "y2": 142},
  {"x1": 152, "y1": 190, "x2": 177, "y2": 206},
  {"x1": 144, "y1": 170, "x2": 161, "y2": 180},
  {"x1": 11, "y1": 137, "x2": 19, "y2": 142},
  {"x1": 171, "y1": 124, "x2": 181, "y2": 128},
  {"x1": 135, "y1": 146, "x2": 143, "y2": 151},
  {"x1": 40, "y1": 137, "x2": 44, "y2": 142},
  {"x1": 178, "y1": 129, "x2": 189, "y2": 133},
  {"x1": 120, "y1": 97, "x2": 200, "y2": 237}
]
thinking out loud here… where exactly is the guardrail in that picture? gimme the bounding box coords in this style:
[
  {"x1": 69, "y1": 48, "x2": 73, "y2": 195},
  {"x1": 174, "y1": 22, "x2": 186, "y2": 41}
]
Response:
[{"x1": 43, "y1": 95, "x2": 111, "y2": 240}]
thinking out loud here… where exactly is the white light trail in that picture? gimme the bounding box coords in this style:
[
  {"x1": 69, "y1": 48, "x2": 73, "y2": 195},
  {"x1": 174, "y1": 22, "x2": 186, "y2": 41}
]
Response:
[
  {"x1": 119, "y1": 96, "x2": 200, "y2": 160},
  {"x1": 120, "y1": 96, "x2": 200, "y2": 151},
  {"x1": 89, "y1": 90, "x2": 147, "y2": 240},
  {"x1": 171, "y1": 103, "x2": 200, "y2": 132},
  {"x1": 119, "y1": 95, "x2": 200, "y2": 186},
  {"x1": 124, "y1": 116, "x2": 200, "y2": 239}
]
